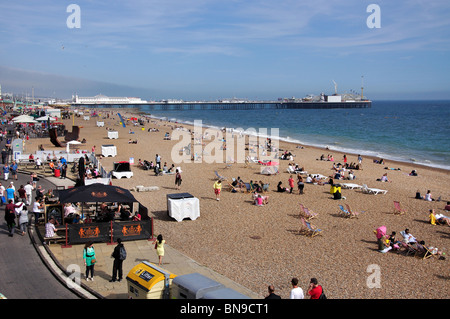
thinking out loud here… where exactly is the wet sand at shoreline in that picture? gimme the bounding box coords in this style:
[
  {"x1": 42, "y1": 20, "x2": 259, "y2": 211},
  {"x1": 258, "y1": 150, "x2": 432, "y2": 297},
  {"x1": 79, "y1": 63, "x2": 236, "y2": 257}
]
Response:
[{"x1": 24, "y1": 107, "x2": 449, "y2": 299}]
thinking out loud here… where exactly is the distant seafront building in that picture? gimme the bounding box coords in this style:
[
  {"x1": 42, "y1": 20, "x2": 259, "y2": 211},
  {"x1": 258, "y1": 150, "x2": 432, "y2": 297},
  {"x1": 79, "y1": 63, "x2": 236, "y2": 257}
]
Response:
[{"x1": 72, "y1": 94, "x2": 147, "y2": 104}]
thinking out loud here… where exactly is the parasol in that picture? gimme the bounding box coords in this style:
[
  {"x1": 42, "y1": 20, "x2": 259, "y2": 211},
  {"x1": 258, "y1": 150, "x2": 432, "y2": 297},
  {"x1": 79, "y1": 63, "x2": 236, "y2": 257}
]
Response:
[
  {"x1": 58, "y1": 183, "x2": 137, "y2": 204},
  {"x1": 375, "y1": 226, "x2": 387, "y2": 239}
]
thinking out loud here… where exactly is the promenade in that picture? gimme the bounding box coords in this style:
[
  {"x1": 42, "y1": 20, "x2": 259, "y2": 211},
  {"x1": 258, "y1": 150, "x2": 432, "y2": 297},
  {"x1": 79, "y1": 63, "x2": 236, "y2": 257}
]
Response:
[{"x1": 14, "y1": 173, "x2": 260, "y2": 299}]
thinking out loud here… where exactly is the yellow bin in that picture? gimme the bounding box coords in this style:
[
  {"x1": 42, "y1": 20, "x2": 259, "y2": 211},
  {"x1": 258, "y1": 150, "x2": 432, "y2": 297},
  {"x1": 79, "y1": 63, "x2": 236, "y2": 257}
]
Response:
[{"x1": 126, "y1": 261, "x2": 177, "y2": 299}]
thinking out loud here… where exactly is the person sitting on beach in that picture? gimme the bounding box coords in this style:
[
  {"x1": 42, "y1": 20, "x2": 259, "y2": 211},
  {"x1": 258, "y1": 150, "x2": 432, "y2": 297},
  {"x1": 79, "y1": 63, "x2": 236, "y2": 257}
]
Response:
[
  {"x1": 387, "y1": 232, "x2": 401, "y2": 251},
  {"x1": 379, "y1": 173, "x2": 391, "y2": 182},
  {"x1": 378, "y1": 235, "x2": 392, "y2": 253},
  {"x1": 424, "y1": 190, "x2": 434, "y2": 201},
  {"x1": 252, "y1": 192, "x2": 268, "y2": 206},
  {"x1": 445, "y1": 201, "x2": 450, "y2": 211},
  {"x1": 259, "y1": 180, "x2": 269, "y2": 192},
  {"x1": 312, "y1": 175, "x2": 325, "y2": 185},
  {"x1": 401, "y1": 228, "x2": 417, "y2": 244},
  {"x1": 429, "y1": 209, "x2": 450, "y2": 226},
  {"x1": 277, "y1": 181, "x2": 288, "y2": 193},
  {"x1": 346, "y1": 170, "x2": 355, "y2": 180},
  {"x1": 294, "y1": 165, "x2": 304, "y2": 173},
  {"x1": 409, "y1": 169, "x2": 418, "y2": 176},
  {"x1": 255, "y1": 195, "x2": 265, "y2": 206}
]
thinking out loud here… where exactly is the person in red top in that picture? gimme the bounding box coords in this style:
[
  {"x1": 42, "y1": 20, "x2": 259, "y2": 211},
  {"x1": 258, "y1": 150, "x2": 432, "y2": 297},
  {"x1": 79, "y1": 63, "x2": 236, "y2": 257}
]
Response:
[
  {"x1": 307, "y1": 277, "x2": 323, "y2": 299},
  {"x1": 288, "y1": 175, "x2": 295, "y2": 194}
]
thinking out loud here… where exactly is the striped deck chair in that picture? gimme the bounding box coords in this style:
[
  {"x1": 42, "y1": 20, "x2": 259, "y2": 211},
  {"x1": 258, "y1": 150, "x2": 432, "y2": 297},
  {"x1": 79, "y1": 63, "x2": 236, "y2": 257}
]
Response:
[
  {"x1": 244, "y1": 183, "x2": 254, "y2": 193},
  {"x1": 393, "y1": 201, "x2": 407, "y2": 215},
  {"x1": 345, "y1": 204, "x2": 363, "y2": 218},
  {"x1": 299, "y1": 204, "x2": 318, "y2": 220},
  {"x1": 413, "y1": 243, "x2": 437, "y2": 260},
  {"x1": 299, "y1": 217, "x2": 323, "y2": 237},
  {"x1": 214, "y1": 171, "x2": 227, "y2": 181},
  {"x1": 338, "y1": 205, "x2": 353, "y2": 218}
]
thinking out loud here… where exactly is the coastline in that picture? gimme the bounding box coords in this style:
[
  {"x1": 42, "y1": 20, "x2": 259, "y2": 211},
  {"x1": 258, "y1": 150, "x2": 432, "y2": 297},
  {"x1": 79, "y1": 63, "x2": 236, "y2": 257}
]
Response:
[
  {"x1": 28, "y1": 105, "x2": 449, "y2": 299},
  {"x1": 91, "y1": 105, "x2": 450, "y2": 174}
]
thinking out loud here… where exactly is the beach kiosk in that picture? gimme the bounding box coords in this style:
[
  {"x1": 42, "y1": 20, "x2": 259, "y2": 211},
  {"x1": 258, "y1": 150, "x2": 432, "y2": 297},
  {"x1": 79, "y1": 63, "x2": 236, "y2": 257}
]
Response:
[
  {"x1": 126, "y1": 261, "x2": 176, "y2": 299},
  {"x1": 171, "y1": 273, "x2": 224, "y2": 299},
  {"x1": 166, "y1": 193, "x2": 200, "y2": 222},
  {"x1": 101, "y1": 144, "x2": 117, "y2": 157},
  {"x1": 107, "y1": 131, "x2": 119, "y2": 139},
  {"x1": 202, "y1": 287, "x2": 251, "y2": 299},
  {"x1": 112, "y1": 161, "x2": 133, "y2": 179}
]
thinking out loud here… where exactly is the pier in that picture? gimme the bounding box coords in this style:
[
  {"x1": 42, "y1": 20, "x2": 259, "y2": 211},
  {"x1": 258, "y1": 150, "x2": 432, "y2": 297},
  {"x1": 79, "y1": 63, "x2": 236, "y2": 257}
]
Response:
[{"x1": 71, "y1": 100, "x2": 371, "y2": 111}]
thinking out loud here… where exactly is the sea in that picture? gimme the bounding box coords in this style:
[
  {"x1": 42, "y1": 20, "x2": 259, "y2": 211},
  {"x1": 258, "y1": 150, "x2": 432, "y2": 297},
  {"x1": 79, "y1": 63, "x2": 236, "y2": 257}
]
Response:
[{"x1": 104, "y1": 100, "x2": 450, "y2": 171}]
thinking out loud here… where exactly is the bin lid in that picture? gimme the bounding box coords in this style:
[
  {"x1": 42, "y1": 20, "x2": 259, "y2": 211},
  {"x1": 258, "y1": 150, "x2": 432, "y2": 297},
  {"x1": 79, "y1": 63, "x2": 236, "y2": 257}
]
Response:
[
  {"x1": 172, "y1": 273, "x2": 224, "y2": 298},
  {"x1": 167, "y1": 193, "x2": 194, "y2": 200},
  {"x1": 201, "y1": 287, "x2": 251, "y2": 299},
  {"x1": 126, "y1": 261, "x2": 176, "y2": 292}
]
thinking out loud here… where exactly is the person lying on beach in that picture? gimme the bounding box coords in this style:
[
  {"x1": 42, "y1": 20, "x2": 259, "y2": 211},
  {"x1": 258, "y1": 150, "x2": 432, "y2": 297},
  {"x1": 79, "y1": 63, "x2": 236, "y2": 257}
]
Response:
[
  {"x1": 373, "y1": 158, "x2": 384, "y2": 164},
  {"x1": 294, "y1": 165, "x2": 305, "y2": 173},
  {"x1": 414, "y1": 241, "x2": 445, "y2": 259}
]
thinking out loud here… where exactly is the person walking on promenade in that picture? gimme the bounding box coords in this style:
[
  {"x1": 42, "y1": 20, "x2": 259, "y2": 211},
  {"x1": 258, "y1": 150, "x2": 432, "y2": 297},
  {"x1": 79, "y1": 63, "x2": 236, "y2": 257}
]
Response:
[
  {"x1": 153, "y1": 234, "x2": 166, "y2": 266},
  {"x1": 290, "y1": 277, "x2": 304, "y2": 299},
  {"x1": 213, "y1": 180, "x2": 222, "y2": 201},
  {"x1": 18, "y1": 205, "x2": 29, "y2": 236},
  {"x1": 24, "y1": 181, "x2": 33, "y2": 205},
  {"x1": 110, "y1": 238, "x2": 126, "y2": 282},
  {"x1": 265, "y1": 285, "x2": 281, "y2": 299},
  {"x1": 10, "y1": 161, "x2": 18, "y2": 180},
  {"x1": 175, "y1": 169, "x2": 182, "y2": 190},
  {"x1": 307, "y1": 278, "x2": 324, "y2": 299},
  {"x1": 4, "y1": 199, "x2": 21, "y2": 237},
  {"x1": 3, "y1": 164, "x2": 9, "y2": 181},
  {"x1": 0, "y1": 182, "x2": 5, "y2": 206},
  {"x1": 83, "y1": 241, "x2": 96, "y2": 281}
]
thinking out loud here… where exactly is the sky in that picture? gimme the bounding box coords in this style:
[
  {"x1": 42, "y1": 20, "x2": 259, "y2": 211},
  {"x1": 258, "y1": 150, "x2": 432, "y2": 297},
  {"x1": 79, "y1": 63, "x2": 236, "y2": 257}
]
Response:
[{"x1": 0, "y1": 0, "x2": 449, "y2": 101}]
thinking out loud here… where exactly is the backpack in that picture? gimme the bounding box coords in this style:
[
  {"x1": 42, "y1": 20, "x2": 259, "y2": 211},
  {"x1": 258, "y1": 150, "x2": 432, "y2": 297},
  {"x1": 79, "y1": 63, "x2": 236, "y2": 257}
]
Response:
[
  {"x1": 319, "y1": 286, "x2": 327, "y2": 299},
  {"x1": 119, "y1": 246, "x2": 127, "y2": 260}
]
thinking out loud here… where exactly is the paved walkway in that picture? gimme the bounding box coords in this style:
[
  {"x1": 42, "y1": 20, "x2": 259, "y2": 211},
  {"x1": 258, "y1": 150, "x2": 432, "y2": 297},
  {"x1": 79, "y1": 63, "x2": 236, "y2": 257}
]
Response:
[{"x1": 29, "y1": 175, "x2": 260, "y2": 299}]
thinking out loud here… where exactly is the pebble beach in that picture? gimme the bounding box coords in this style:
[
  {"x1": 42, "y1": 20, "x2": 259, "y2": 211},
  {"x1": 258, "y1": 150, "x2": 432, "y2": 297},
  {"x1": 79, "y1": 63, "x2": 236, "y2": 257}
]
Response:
[{"x1": 24, "y1": 108, "x2": 450, "y2": 299}]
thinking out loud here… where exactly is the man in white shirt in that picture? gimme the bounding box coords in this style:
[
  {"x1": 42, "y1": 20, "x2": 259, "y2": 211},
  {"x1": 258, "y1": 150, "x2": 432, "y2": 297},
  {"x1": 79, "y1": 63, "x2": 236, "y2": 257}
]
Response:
[
  {"x1": 290, "y1": 278, "x2": 304, "y2": 299},
  {"x1": 402, "y1": 228, "x2": 417, "y2": 244},
  {"x1": 24, "y1": 181, "x2": 34, "y2": 205},
  {"x1": 0, "y1": 182, "x2": 5, "y2": 206}
]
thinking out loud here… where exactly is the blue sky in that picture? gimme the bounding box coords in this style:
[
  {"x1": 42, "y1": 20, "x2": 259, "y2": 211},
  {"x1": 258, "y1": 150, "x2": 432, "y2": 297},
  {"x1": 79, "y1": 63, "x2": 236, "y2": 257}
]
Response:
[{"x1": 0, "y1": 0, "x2": 449, "y2": 100}]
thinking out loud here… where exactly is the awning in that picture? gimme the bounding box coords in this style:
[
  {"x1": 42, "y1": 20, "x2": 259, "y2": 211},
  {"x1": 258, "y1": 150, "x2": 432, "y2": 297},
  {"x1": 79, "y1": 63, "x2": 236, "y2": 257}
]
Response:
[{"x1": 58, "y1": 184, "x2": 137, "y2": 203}]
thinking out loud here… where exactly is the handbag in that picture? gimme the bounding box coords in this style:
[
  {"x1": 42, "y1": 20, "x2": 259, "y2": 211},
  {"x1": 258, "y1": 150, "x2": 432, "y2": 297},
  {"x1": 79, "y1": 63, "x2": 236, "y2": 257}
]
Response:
[
  {"x1": 91, "y1": 258, "x2": 96, "y2": 264},
  {"x1": 154, "y1": 242, "x2": 157, "y2": 249}
]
